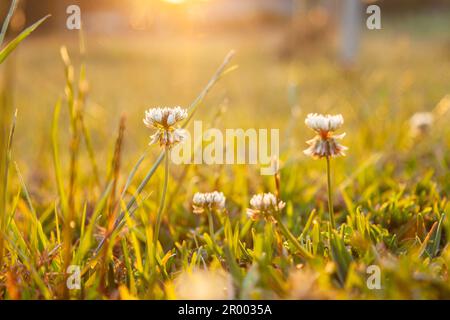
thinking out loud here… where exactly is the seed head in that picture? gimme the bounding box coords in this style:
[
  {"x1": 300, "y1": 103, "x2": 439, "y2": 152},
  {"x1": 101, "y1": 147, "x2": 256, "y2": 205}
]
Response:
[
  {"x1": 192, "y1": 191, "x2": 226, "y2": 214},
  {"x1": 304, "y1": 113, "x2": 348, "y2": 158},
  {"x1": 247, "y1": 192, "x2": 285, "y2": 221}
]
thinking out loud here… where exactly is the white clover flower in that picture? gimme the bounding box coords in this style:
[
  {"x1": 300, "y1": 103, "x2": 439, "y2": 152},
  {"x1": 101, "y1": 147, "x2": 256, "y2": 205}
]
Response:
[
  {"x1": 303, "y1": 113, "x2": 348, "y2": 158},
  {"x1": 246, "y1": 192, "x2": 285, "y2": 221},
  {"x1": 149, "y1": 128, "x2": 187, "y2": 148},
  {"x1": 144, "y1": 106, "x2": 187, "y2": 129},
  {"x1": 192, "y1": 191, "x2": 226, "y2": 214},
  {"x1": 143, "y1": 106, "x2": 188, "y2": 148},
  {"x1": 288, "y1": 268, "x2": 330, "y2": 299},
  {"x1": 305, "y1": 113, "x2": 344, "y2": 133},
  {"x1": 174, "y1": 269, "x2": 234, "y2": 300},
  {"x1": 409, "y1": 112, "x2": 433, "y2": 137}
]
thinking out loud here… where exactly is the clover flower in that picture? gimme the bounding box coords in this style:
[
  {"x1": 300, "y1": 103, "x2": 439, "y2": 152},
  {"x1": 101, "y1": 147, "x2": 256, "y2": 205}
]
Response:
[
  {"x1": 303, "y1": 113, "x2": 348, "y2": 158},
  {"x1": 174, "y1": 269, "x2": 234, "y2": 300},
  {"x1": 304, "y1": 113, "x2": 347, "y2": 229},
  {"x1": 246, "y1": 192, "x2": 285, "y2": 221},
  {"x1": 288, "y1": 268, "x2": 332, "y2": 299},
  {"x1": 143, "y1": 106, "x2": 188, "y2": 148},
  {"x1": 246, "y1": 192, "x2": 313, "y2": 259},
  {"x1": 192, "y1": 191, "x2": 226, "y2": 214},
  {"x1": 409, "y1": 112, "x2": 433, "y2": 137}
]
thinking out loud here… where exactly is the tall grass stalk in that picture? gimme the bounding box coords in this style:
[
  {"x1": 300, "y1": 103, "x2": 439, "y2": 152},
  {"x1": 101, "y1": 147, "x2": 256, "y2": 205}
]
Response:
[
  {"x1": 93, "y1": 51, "x2": 235, "y2": 255},
  {"x1": 77, "y1": 27, "x2": 101, "y2": 188},
  {"x1": 60, "y1": 46, "x2": 80, "y2": 298},
  {"x1": 106, "y1": 116, "x2": 126, "y2": 218},
  {"x1": 0, "y1": 109, "x2": 17, "y2": 269},
  {"x1": 0, "y1": 0, "x2": 48, "y2": 274}
]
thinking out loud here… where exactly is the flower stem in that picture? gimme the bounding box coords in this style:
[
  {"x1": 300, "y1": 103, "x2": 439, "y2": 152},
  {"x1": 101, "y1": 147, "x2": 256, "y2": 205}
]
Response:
[
  {"x1": 207, "y1": 209, "x2": 215, "y2": 241},
  {"x1": 92, "y1": 52, "x2": 235, "y2": 257},
  {"x1": 326, "y1": 156, "x2": 336, "y2": 229},
  {"x1": 274, "y1": 215, "x2": 313, "y2": 260},
  {"x1": 153, "y1": 149, "x2": 169, "y2": 263}
]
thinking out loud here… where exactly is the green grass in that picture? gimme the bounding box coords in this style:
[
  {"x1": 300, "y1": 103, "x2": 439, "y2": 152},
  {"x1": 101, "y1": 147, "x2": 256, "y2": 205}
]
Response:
[{"x1": 0, "y1": 10, "x2": 449, "y2": 299}]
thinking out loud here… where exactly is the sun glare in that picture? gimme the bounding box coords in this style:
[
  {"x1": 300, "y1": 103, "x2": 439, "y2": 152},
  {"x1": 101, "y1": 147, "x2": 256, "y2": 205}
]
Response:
[
  {"x1": 164, "y1": 0, "x2": 186, "y2": 3},
  {"x1": 163, "y1": 0, "x2": 210, "y2": 4}
]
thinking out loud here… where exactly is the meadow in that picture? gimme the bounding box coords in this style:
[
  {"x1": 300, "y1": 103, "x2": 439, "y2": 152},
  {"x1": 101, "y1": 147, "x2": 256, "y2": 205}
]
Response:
[{"x1": 0, "y1": 8, "x2": 449, "y2": 299}]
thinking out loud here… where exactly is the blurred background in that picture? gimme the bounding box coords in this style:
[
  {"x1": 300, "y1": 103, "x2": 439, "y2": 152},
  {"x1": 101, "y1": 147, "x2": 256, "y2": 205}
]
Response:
[
  {"x1": 3, "y1": 0, "x2": 450, "y2": 34},
  {"x1": 1, "y1": 0, "x2": 450, "y2": 300},
  {"x1": 0, "y1": 0, "x2": 449, "y2": 194}
]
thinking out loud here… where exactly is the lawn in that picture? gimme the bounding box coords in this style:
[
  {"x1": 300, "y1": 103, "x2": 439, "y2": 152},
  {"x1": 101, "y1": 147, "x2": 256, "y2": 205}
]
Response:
[{"x1": 0, "y1": 9, "x2": 449, "y2": 299}]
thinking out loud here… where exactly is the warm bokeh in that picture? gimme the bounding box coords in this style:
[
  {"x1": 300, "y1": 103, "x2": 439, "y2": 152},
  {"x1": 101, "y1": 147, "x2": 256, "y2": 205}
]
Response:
[{"x1": 0, "y1": 0, "x2": 449, "y2": 300}]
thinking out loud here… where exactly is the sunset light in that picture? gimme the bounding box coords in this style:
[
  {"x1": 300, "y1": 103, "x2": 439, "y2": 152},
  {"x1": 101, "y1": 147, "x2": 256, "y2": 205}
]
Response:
[{"x1": 1, "y1": 0, "x2": 449, "y2": 308}]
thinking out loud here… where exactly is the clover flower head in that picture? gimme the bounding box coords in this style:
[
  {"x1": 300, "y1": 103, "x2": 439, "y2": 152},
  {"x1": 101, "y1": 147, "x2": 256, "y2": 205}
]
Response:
[
  {"x1": 143, "y1": 106, "x2": 188, "y2": 148},
  {"x1": 174, "y1": 269, "x2": 233, "y2": 300},
  {"x1": 305, "y1": 113, "x2": 344, "y2": 133},
  {"x1": 149, "y1": 128, "x2": 187, "y2": 148},
  {"x1": 192, "y1": 191, "x2": 226, "y2": 214},
  {"x1": 304, "y1": 113, "x2": 348, "y2": 158},
  {"x1": 409, "y1": 112, "x2": 433, "y2": 137},
  {"x1": 144, "y1": 106, "x2": 188, "y2": 129},
  {"x1": 247, "y1": 192, "x2": 285, "y2": 221}
]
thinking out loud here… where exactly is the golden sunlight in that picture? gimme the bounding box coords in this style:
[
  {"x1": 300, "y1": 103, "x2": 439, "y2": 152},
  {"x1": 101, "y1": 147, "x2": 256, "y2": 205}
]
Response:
[
  {"x1": 163, "y1": 0, "x2": 210, "y2": 4},
  {"x1": 164, "y1": 0, "x2": 187, "y2": 4}
]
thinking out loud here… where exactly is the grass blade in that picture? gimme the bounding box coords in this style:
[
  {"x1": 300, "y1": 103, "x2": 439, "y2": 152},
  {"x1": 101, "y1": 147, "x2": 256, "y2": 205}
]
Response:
[
  {"x1": 0, "y1": 15, "x2": 50, "y2": 64},
  {"x1": 0, "y1": 0, "x2": 18, "y2": 47},
  {"x1": 51, "y1": 98, "x2": 68, "y2": 214}
]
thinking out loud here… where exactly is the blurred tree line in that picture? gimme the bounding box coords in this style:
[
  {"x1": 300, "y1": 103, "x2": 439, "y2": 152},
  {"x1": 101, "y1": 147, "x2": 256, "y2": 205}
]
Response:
[
  {"x1": 0, "y1": 0, "x2": 449, "y2": 34},
  {"x1": 0, "y1": 0, "x2": 124, "y2": 33}
]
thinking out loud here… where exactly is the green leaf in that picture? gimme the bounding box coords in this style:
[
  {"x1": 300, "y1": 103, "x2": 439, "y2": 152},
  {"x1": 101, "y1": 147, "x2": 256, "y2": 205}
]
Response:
[
  {"x1": 431, "y1": 213, "x2": 445, "y2": 257},
  {"x1": 0, "y1": 14, "x2": 50, "y2": 64},
  {"x1": 330, "y1": 229, "x2": 353, "y2": 285}
]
